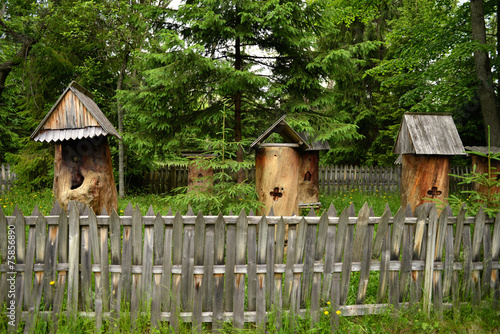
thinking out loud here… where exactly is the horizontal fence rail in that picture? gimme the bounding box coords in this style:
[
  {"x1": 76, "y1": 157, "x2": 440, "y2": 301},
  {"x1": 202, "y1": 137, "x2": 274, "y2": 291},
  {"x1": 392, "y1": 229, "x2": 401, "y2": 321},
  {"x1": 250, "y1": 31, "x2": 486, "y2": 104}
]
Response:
[
  {"x1": 146, "y1": 165, "x2": 472, "y2": 195},
  {"x1": 0, "y1": 164, "x2": 16, "y2": 194},
  {"x1": 0, "y1": 202, "x2": 498, "y2": 332}
]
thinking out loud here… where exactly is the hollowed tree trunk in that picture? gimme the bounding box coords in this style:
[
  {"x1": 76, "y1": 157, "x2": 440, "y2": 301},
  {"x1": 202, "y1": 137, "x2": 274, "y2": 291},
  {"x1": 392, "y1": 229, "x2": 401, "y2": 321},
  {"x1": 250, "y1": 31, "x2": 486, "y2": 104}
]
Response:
[{"x1": 53, "y1": 136, "x2": 118, "y2": 214}]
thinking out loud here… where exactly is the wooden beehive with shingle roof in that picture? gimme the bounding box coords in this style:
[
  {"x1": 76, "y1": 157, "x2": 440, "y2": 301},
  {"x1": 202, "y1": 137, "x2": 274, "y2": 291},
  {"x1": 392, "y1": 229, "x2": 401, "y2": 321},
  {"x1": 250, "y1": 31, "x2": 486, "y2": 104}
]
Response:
[
  {"x1": 394, "y1": 113, "x2": 465, "y2": 212},
  {"x1": 250, "y1": 115, "x2": 330, "y2": 216},
  {"x1": 31, "y1": 81, "x2": 120, "y2": 214}
]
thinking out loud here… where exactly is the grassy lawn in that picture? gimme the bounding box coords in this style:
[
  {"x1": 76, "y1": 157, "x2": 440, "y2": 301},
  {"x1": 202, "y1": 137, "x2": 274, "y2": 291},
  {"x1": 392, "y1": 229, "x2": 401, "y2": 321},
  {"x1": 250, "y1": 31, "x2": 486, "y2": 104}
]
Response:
[{"x1": 0, "y1": 186, "x2": 402, "y2": 217}]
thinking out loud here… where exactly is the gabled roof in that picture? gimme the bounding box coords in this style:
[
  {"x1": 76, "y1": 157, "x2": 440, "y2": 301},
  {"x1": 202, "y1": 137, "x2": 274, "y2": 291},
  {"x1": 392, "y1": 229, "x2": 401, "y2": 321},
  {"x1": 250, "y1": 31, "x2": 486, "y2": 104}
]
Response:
[
  {"x1": 31, "y1": 81, "x2": 122, "y2": 142},
  {"x1": 250, "y1": 115, "x2": 330, "y2": 151},
  {"x1": 465, "y1": 146, "x2": 500, "y2": 155},
  {"x1": 393, "y1": 113, "x2": 465, "y2": 155}
]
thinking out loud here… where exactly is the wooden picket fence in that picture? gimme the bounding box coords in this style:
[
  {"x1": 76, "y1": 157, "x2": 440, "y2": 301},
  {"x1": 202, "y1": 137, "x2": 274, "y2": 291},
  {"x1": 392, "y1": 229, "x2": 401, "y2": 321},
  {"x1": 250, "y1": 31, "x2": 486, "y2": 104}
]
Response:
[
  {"x1": 0, "y1": 202, "x2": 499, "y2": 332},
  {"x1": 146, "y1": 164, "x2": 472, "y2": 195},
  {"x1": 0, "y1": 164, "x2": 16, "y2": 194}
]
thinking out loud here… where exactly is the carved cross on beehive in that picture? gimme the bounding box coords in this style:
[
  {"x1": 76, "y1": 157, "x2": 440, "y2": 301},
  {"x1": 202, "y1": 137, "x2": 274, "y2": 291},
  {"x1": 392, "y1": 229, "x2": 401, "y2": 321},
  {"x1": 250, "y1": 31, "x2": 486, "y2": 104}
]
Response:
[{"x1": 270, "y1": 187, "x2": 283, "y2": 201}]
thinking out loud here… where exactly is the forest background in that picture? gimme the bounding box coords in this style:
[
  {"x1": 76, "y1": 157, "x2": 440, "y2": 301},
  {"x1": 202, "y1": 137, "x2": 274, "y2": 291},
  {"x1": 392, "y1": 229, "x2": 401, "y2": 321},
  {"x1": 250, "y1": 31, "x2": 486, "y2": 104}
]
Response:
[{"x1": 1, "y1": 0, "x2": 499, "y2": 197}]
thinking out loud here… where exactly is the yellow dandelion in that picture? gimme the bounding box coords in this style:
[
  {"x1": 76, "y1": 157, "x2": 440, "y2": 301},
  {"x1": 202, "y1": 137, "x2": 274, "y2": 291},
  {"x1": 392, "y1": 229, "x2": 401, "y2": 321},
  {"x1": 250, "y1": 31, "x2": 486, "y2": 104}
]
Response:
[
  {"x1": 324, "y1": 311, "x2": 329, "y2": 315},
  {"x1": 50, "y1": 281, "x2": 55, "y2": 285},
  {"x1": 336, "y1": 310, "x2": 341, "y2": 315},
  {"x1": 327, "y1": 301, "x2": 331, "y2": 305}
]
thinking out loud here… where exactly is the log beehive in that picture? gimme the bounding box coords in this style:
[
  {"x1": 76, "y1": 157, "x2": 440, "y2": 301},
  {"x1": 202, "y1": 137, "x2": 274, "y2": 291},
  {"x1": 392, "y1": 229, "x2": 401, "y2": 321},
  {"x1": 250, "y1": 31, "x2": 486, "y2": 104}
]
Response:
[{"x1": 394, "y1": 113, "x2": 465, "y2": 212}]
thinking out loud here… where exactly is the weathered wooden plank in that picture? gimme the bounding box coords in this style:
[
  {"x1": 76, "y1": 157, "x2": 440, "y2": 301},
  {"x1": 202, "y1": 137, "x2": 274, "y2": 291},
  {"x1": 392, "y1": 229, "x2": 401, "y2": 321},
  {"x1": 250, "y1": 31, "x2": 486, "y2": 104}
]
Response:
[
  {"x1": 389, "y1": 206, "x2": 405, "y2": 309},
  {"x1": 273, "y1": 217, "x2": 286, "y2": 330},
  {"x1": 213, "y1": 213, "x2": 226, "y2": 331},
  {"x1": 255, "y1": 215, "x2": 267, "y2": 330},
  {"x1": 481, "y1": 221, "x2": 492, "y2": 299},
  {"x1": 233, "y1": 210, "x2": 248, "y2": 330},
  {"x1": 22, "y1": 213, "x2": 37, "y2": 332},
  {"x1": 224, "y1": 217, "x2": 236, "y2": 313},
  {"x1": 452, "y1": 204, "x2": 466, "y2": 317},
  {"x1": 121, "y1": 215, "x2": 132, "y2": 308},
  {"x1": 291, "y1": 217, "x2": 306, "y2": 315},
  {"x1": 193, "y1": 212, "x2": 206, "y2": 333},
  {"x1": 52, "y1": 209, "x2": 68, "y2": 330},
  {"x1": 301, "y1": 216, "x2": 316, "y2": 306},
  {"x1": 410, "y1": 205, "x2": 427, "y2": 304},
  {"x1": 283, "y1": 222, "x2": 297, "y2": 309},
  {"x1": 170, "y1": 211, "x2": 183, "y2": 332},
  {"x1": 247, "y1": 216, "x2": 257, "y2": 312},
  {"x1": 23, "y1": 216, "x2": 36, "y2": 312},
  {"x1": 443, "y1": 225, "x2": 454, "y2": 298},
  {"x1": 109, "y1": 210, "x2": 122, "y2": 324},
  {"x1": 310, "y1": 210, "x2": 329, "y2": 322},
  {"x1": 320, "y1": 206, "x2": 337, "y2": 300},
  {"x1": 181, "y1": 220, "x2": 195, "y2": 312},
  {"x1": 88, "y1": 208, "x2": 102, "y2": 331},
  {"x1": 433, "y1": 208, "x2": 448, "y2": 318},
  {"x1": 492, "y1": 212, "x2": 500, "y2": 310},
  {"x1": 462, "y1": 223, "x2": 473, "y2": 300},
  {"x1": 131, "y1": 206, "x2": 143, "y2": 319},
  {"x1": 142, "y1": 217, "x2": 154, "y2": 312},
  {"x1": 151, "y1": 213, "x2": 164, "y2": 328},
  {"x1": 265, "y1": 215, "x2": 276, "y2": 310},
  {"x1": 471, "y1": 207, "x2": 485, "y2": 305},
  {"x1": 423, "y1": 204, "x2": 438, "y2": 315},
  {"x1": 357, "y1": 224, "x2": 374, "y2": 305},
  {"x1": 340, "y1": 223, "x2": 354, "y2": 306},
  {"x1": 99, "y1": 221, "x2": 110, "y2": 314},
  {"x1": 67, "y1": 203, "x2": 80, "y2": 320},
  {"x1": 372, "y1": 207, "x2": 391, "y2": 259},
  {"x1": 80, "y1": 224, "x2": 92, "y2": 311},
  {"x1": 161, "y1": 216, "x2": 173, "y2": 313},
  {"x1": 399, "y1": 210, "x2": 413, "y2": 302},
  {"x1": 202, "y1": 222, "x2": 215, "y2": 313}
]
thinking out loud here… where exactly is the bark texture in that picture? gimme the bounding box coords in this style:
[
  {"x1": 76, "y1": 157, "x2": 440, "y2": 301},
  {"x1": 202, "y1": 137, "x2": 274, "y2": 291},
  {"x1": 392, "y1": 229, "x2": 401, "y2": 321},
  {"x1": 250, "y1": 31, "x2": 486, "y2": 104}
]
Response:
[
  {"x1": 401, "y1": 155, "x2": 450, "y2": 213},
  {"x1": 471, "y1": 0, "x2": 500, "y2": 146},
  {"x1": 53, "y1": 137, "x2": 118, "y2": 214}
]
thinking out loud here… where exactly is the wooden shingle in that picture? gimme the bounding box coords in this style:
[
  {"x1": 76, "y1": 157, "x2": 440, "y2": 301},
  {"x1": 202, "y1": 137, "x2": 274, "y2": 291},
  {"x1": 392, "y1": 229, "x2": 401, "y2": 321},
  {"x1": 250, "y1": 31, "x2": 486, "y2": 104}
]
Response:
[{"x1": 393, "y1": 113, "x2": 465, "y2": 155}]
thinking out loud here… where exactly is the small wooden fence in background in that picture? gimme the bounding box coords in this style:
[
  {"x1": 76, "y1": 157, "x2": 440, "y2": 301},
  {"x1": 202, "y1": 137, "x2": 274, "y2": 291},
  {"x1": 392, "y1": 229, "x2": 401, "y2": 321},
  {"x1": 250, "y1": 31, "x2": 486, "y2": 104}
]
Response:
[
  {"x1": 0, "y1": 201, "x2": 498, "y2": 332},
  {"x1": 146, "y1": 165, "x2": 472, "y2": 195},
  {"x1": 0, "y1": 164, "x2": 16, "y2": 194}
]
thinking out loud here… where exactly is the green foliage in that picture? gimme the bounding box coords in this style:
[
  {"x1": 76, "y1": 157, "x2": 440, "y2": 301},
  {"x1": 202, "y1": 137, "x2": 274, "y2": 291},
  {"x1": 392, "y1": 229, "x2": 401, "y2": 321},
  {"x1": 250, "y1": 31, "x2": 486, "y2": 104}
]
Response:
[
  {"x1": 6, "y1": 142, "x2": 54, "y2": 191},
  {"x1": 447, "y1": 142, "x2": 500, "y2": 219}
]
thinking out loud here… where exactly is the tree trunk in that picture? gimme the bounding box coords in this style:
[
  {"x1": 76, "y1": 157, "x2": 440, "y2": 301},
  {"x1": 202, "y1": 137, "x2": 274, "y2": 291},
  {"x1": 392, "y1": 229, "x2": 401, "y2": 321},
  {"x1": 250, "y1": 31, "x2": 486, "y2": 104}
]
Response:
[
  {"x1": 471, "y1": 0, "x2": 500, "y2": 146},
  {"x1": 53, "y1": 137, "x2": 118, "y2": 215},
  {"x1": 0, "y1": 18, "x2": 36, "y2": 98},
  {"x1": 234, "y1": 36, "x2": 244, "y2": 183},
  {"x1": 117, "y1": 52, "x2": 129, "y2": 198}
]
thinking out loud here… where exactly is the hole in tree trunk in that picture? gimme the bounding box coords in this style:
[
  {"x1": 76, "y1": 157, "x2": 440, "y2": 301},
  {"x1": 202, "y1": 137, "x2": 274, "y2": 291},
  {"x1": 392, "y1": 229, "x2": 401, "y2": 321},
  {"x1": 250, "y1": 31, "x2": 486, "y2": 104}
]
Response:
[{"x1": 71, "y1": 172, "x2": 84, "y2": 190}]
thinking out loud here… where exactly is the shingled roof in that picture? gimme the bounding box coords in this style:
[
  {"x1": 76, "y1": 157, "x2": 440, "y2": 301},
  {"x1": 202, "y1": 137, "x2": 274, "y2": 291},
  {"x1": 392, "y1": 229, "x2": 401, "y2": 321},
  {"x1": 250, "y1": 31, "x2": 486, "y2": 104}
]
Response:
[
  {"x1": 31, "y1": 81, "x2": 122, "y2": 142},
  {"x1": 250, "y1": 115, "x2": 330, "y2": 151},
  {"x1": 393, "y1": 113, "x2": 465, "y2": 155}
]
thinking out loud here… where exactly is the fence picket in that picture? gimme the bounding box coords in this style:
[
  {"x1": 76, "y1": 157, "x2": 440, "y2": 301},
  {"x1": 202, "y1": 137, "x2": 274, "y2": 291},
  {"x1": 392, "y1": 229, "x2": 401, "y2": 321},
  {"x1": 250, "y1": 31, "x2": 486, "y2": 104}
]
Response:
[
  {"x1": 256, "y1": 215, "x2": 268, "y2": 330},
  {"x1": 492, "y1": 212, "x2": 500, "y2": 309},
  {"x1": 1, "y1": 203, "x2": 499, "y2": 330},
  {"x1": 356, "y1": 204, "x2": 373, "y2": 305},
  {"x1": 109, "y1": 210, "x2": 122, "y2": 324},
  {"x1": 193, "y1": 212, "x2": 206, "y2": 332},
  {"x1": 471, "y1": 208, "x2": 486, "y2": 305}
]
